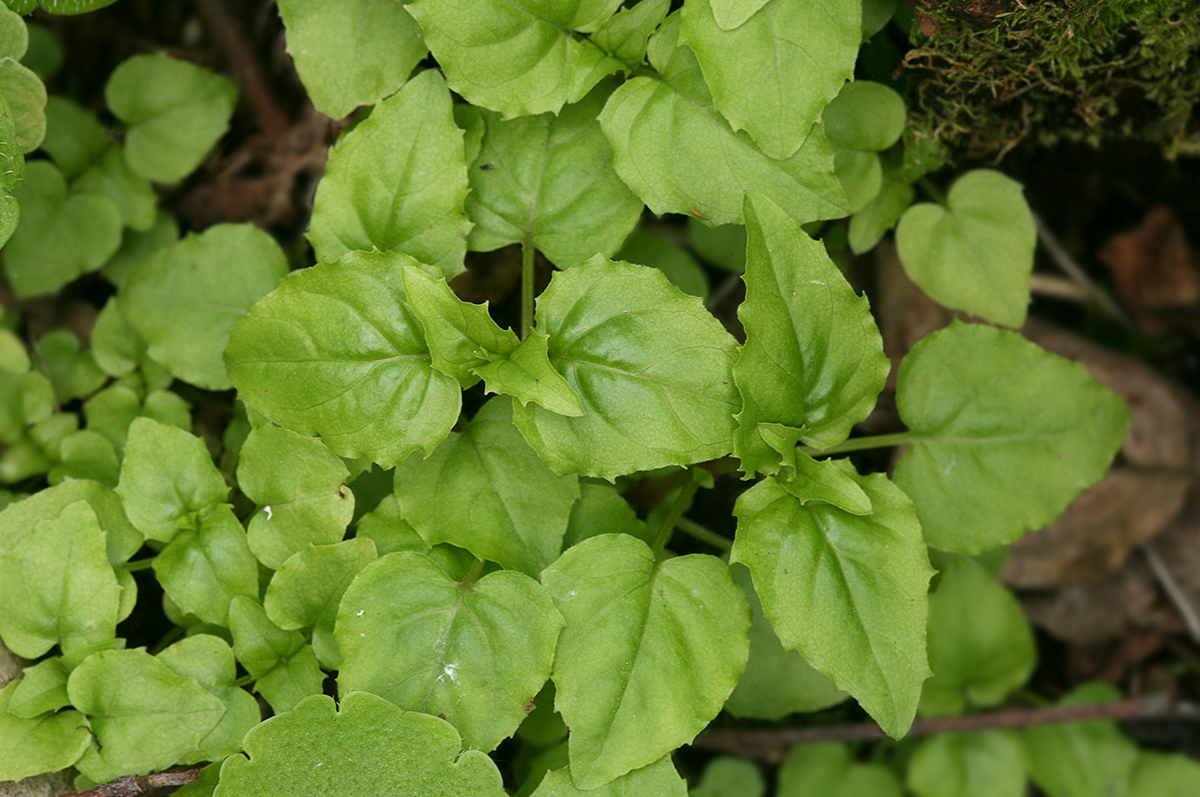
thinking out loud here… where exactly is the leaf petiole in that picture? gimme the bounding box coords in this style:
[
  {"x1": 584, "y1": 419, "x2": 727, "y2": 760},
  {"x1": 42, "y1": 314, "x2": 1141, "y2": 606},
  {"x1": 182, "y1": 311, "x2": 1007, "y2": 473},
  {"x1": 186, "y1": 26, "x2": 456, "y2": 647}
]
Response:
[
  {"x1": 650, "y1": 477, "x2": 701, "y2": 554},
  {"x1": 800, "y1": 431, "x2": 915, "y2": 458}
]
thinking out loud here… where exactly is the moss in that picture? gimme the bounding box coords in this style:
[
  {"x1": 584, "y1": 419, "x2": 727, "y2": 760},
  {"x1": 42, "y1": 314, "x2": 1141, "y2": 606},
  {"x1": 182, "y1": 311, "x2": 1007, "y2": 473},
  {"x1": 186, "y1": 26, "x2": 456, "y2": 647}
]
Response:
[{"x1": 903, "y1": 0, "x2": 1200, "y2": 161}]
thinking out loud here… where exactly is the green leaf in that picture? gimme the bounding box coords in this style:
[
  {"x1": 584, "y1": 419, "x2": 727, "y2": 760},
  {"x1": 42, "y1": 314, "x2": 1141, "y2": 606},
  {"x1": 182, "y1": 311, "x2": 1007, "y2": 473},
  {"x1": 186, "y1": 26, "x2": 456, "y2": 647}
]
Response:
[
  {"x1": 0, "y1": 93, "x2": 22, "y2": 250},
  {"x1": 21, "y1": 23, "x2": 63, "y2": 78},
  {"x1": 472, "y1": 331, "x2": 584, "y2": 417},
  {"x1": 541, "y1": 535, "x2": 749, "y2": 789},
  {"x1": 228, "y1": 596, "x2": 324, "y2": 713},
  {"x1": 709, "y1": 0, "x2": 769, "y2": 30},
  {"x1": 37, "y1": 329, "x2": 106, "y2": 402},
  {"x1": 563, "y1": 481, "x2": 651, "y2": 549},
  {"x1": 308, "y1": 69, "x2": 470, "y2": 280},
  {"x1": 920, "y1": 556, "x2": 1035, "y2": 716},
  {"x1": 734, "y1": 193, "x2": 888, "y2": 474},
  {"x1": 275, "y1": 0, "x2": 427, "y2": 119},
  {"x1": 0, "y1": 56, "x2": 46, "y2": 152},
  {"x1": 407, "y1": 0, "x2": 624, "y2": 118},
  {"x1": 7, "y1": 656, "x2": 69, "y2": 717},
  {"x1": 0, "y1": 477, "x2": 141, "y2": 565},
  {"x1": 0, "y1": 5, "x2": 25, "y2": 57},
  {"x1": 0, "y1": 681, "x2": 90, "y2": 782},
  {"x1": 906, "y1": 730, "x2": 1026, "y2": 797},
  {"x1": 395, "y1": 398, "x2": 579, "y2": 576},
  {"x1": 238, "y1": 424, "x2": 355, "y2": 569},
  {"x1": 894, "y1": 321, "x2": 1130, "y2": 552},
  {"x1": 0, "y1": 500, "x2": 120, "y2": 658},
  {"x1": 91, "y1": 300, "x2": 148, "y2": 378},
  {"x1": 591, "y1": 0, "x2": 670, "y2": 70},
  {"x1": 120, "y1": 223, "x2": 288, "y2": 390},
  {"x1": 732, "y1": 462, "x2": 932, "y2": 738},
  {"x1": 225, "y1": 250, "x2": 462, "y2": 468},
  {"x1": 85, "y1": 384, "x2": 190, "y2": 453},
  {"x1": 1022, "y1": 683, "x2": 1138, "y2": 797},
  {"x1": 513, "y1": 257, "x2": 739, "y2": 480},
  {"x1": 1128, "y1": 752, "x2": 1200, "y2": 797},
  {"x1": 74, "y1": 145, "x2": 157, "y2": 231},
  {"x1": 153, "y1": 505, "x2": 259, "y2": 627},
  {"x1": 400, "y1": 263, "x2": 518, "y2": 386},
  {"x1": 213, "y1": 692, "x2": 507, "y2": 797},
  {"x1": 833, "y1": 149, "x2": 882, "y2": 213},
  {"x1": 465, "y1": 84, "x2": 642, "y2": 269},
  {"x1": 688, "y1": 218, "x2": 745, "y2": 272},
  {"x1": 895, "y1": 170, "x2": 1035, "y2": 328},
  {"x1": 29, "y1": 0, "x2": 120, "y2": 14},
  {"x1": 100, "y1": 207, "x2": 178, "y2": 289},
  {"x1": 777, "y1": 743, "x2": 904, "y2": 797},
  {"x1": 41, "y1": 95, "x2": 109, "y2": 177},
  {"x1": 67, "y1": 648, "x2": 225, "y2": 783},
  {"x1": 50, "y1": 429, "x2": 120, "y2": 487},
  {"x1": 616, "y1": 227, "x2": 708, "y2": 298},
  {"x1": 2, "y1": 160, "x2": 122, "y2": 297},
  {"x1": 105, "y1": 53, "x2": 237, "y2": 183},
  {"x1": 692, "y1": 758, "x2": 764, "y2": 797},
  {"x1": 823, "y1": 81, "x2": 907, "y2": 153},
  {"x1": 532, "y1": 757, "x2": 687, "y2": 797},
  {"x1": 848, "y1": 166, "x2": 914, "y2": 254},
  {"x1": 0, "y1": 328, "x2": 28, "y2": 374},
  {"x1": 156, "y1": 634, "x2": 261, "y2": 763},
  {"x1": 337, "y1": 550, "x2": 564, "y2": 752},
  {"x1": 117, "y1": 417, "x2": 229, "y2": 542},
  {"x1": 724, "y1": 563, "x2": 844, "y2": 720},
  {"x1": 263, "y1": 538, "x2": 377, "y2": 669},
  {"x1": 682, "y1": 0, "x2": 858, "y2": 160},
  {"x1": 598, "y1": 16, "x2": 845, "y2": 228}
]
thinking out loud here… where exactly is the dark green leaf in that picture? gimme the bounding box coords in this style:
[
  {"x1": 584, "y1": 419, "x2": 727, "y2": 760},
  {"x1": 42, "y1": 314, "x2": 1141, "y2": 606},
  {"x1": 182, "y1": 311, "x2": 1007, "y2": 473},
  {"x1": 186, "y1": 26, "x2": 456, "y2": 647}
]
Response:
[{"x1": 616, "y1": 227, "x2": 708, "y2": 298}]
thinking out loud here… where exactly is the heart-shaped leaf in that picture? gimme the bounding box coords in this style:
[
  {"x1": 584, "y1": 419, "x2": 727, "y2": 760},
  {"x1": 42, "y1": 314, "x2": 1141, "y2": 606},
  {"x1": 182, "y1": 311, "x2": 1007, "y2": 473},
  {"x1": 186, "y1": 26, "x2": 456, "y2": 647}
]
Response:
[
  {"x1": 153, "y1": 505, "x2": 259, "y2": 627},
  {"x1": 0, "y1": 681, "x2": 91, "y2": 782},
  {"x1": 229, "y1": 596, "x2": 324, "y2": 713},
  {"x1": 906, "y1": 730, "x2": 1027, "y2": 797}
]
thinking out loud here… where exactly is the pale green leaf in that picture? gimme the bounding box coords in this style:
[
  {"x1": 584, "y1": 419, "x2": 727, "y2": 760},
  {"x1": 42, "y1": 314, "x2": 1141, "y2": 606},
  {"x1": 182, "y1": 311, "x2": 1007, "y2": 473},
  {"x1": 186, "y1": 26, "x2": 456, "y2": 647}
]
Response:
[
  {"x1": 598, "y1": 18, "x2": 845, "y2": 227},
  {"x1": 29, "y1": 0, "x2": 120, "y2": 14},
  {"x1": 833, "y1": 149, "x2": 882, "y2": 213},
  {"x1": 276, "y1": 0, "x2": 427, "y2": 119},
  {"x1": 67, "y1": 648, "x2": 225, "y2": 783},
  {"x1": 308, "y1": 69, "x2": 470, "y2": 279},
  {"x1": 616, "y1": 227, "x2": 708, "y2": 298},
  {"x1": 337, "y1": 550, "x2": 564, "y2": 751},
  {"x1": 848, "y1": 166, "x2": 913, "y2": 254},
  {"x1": 37, "y1": 329, "x2": 106, "y2": 402},
  {"x1": 395, "y1": 398, "x2": 579, "y2": 576},
  {"x1": 682, "y1": 0, "x2": 859, "y2": 160},
  {"x1": 105, "y1": 53, "x2": 237, "y2": 183},
  {"x1": 0, "y1": 57, "x2": 45, "y2": 152},
  {"x1": 0, "y1": 477, "x2": 141, "y2": 565},
  {"x1": 74, "y1": 145, "x2": 157, "y2": 231},
  {"x1": 513, "y1": 257, "x2": 739, "y2": 480},
  {"x1": 1128, "y1": 752, "x2": 1200, "y2": 797},
  {"x1": 692, "y1": 758, "x2": 764, "y2": 797},
  {"x1": 591, "y1": 0, "x2": 669, "y2": 70},
  {"x1": 225, "y1": 250, "x2": 462, "y2": 468},
  {"x1": 157, "y1": 634, "x2": 261, "y2": 763},
  {"x1": 407, "y1": 0, "x2": 624, "y2": 118},
  {"x1": 724, "y1": 563, "x2": 845, "y2": 720},
  {"x1": 563, "y1": 481, "x2": 651, "y2": 549},
  {"x1": 734, "y1": 193, "x2": 888, "y2": 474},
  {"x1": 41, "y1": 95, "x2": 109, "y2": 177},
  {"x1": 153, "y1": 505, "x2": 259, "y2": 627},
  {"x1": 777, "y1": 743, "x2": 904, "y2": 797},
  {"x1": 895, "y1": 170, "x2": 1035, "y2": 328},
  {"x1": 542, "y1": 535, "x2": 749, "y2": 789},
  {"x1": 894, "y1": 321, "x2": 1130, "y2": 552},
  {"x1": 906, "y1": 730, "x2": 1026, "y2": 797},
  {"x1": 732, "y1": 462, "x2": 932, "y2": 738},
  {"x1": 1022, "y1": 683, "x2": 1137, "y2": 797},
  {"x1": 0, "y1": 328, "x2": 28, "y2": 373},
  {"x1": 0, "y1": 5, "x2": 25, "y2": 57},
  {"x1": 49, "y1": 429, "x2": 120, "y2": 487},
  {"x1": 2, "y1": 160, "x2": 122, "y2": 297},
  {"x1": 0, "y1": 90, "x2": 23, "y2": 251},
  {"x1": 532, "y1": 757, "x2": 687, "y2": 797},
  {"x1": 116, "y1": 417, "x2": 228, "y2": 542},
  {"x1": 120, "y1": 223, "x2": 288, "y2": 390},
  {"x1": 466, "y1": 84, "x2": 642, "y2": 269},
  {"x1": 471, "y1": 331, "x2": 584, "y2": 417},
  {"x1": 709, "y1": 0, "x2": 769, "y2": 30},
  {"x1": 0, "y1": 681, "x2": 90, "y2": 782},
  {"x1": 239, "y1": 424, "x2": 355, "y2": 568},
  {"x1": 6, "y1": 656, "x2": 69, "y2": 717},
  {"x1": 213, "y1": 692, "x2": 507, "y2": 797},
  {"x1": 920, "y1": 556, "x2": 1035, "y2": 716},
  {"x1": 0, "y1": 500, "x2": 120, "y2": 658},
  {"x1": 228, "y1": 596, "x2": 324, "y2": 713},
  {"x1": 85, "y1": 384, "x2": 190, "y2": 453},
  {"x1": 263, "y1": 538, "x2": 377, "y2": 668},
  {"x1": 823, "y1": 81, "x2": 907, "y2": 153},
  {"x1": 100, "y1": 208, "x2": 178, "y2": 289},
  {"x1": 400, "y1": 262, "x2": 518, "y2": 385}
]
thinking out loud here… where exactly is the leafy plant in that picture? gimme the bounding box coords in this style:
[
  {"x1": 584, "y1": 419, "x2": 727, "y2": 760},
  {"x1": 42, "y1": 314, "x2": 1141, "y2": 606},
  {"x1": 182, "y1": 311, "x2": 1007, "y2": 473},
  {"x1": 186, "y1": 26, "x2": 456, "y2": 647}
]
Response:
[{"x1": 0, "y1": 0, "x2": 1137, "y2": 794}]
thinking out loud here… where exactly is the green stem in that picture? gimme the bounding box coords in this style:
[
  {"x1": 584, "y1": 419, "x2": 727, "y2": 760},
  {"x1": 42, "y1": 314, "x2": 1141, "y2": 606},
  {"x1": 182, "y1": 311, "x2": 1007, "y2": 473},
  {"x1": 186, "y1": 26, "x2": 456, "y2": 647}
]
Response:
[
  {"x1": 800, "y1": 431, "x2": 915, "y2": 458},
  {"x1": 918, "y1": 177, "x2": 948, "y2": 205},
  {"x1": 521, "y1": 238, "x2": 535, "y2": 340},
  {"x1": 674, "y1": 517, "x2": 732, "y2": 552},
  {"x1": 651, "y1": 478, "x2": 701, "y2": 554},
  {"x1": 234, "y1": 674, "x2": 255, "y2": 688},
  {"x1": 122, "y1": 558, "x2": 156, "y2": 572},
  {"x1": 460, "y1": 558, "x2": 486, "y2": 587},
  {"x1": 147, "y1": 625, "x2": 186, "y2": 656}
]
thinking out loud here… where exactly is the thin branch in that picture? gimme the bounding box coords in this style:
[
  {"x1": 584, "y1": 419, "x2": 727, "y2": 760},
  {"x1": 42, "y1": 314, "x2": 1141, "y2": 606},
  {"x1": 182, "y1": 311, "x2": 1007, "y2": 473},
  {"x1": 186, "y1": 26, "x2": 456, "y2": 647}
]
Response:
[
  {"x1": 1030, "y1": 272, "x2": 1089, "y2": 301},
  {"x1": 1142, "y1": 542, "x2": 1200, "y2": 645},
  {"x1": 674, "y1": 517, "x2": 733, "y2": 551},
  {"x1": 193, "y1": 0, "x2": 290, "y2": 135},
  {"x1": 64, "y1": 768, "x2": 202, "y2": 797},
  {"x1": 1034, "y1": 214, "x2": 1133, "y2": 330},
  {"x1": 691, "y1": 693, "x2": 1175, "y2": 757}
]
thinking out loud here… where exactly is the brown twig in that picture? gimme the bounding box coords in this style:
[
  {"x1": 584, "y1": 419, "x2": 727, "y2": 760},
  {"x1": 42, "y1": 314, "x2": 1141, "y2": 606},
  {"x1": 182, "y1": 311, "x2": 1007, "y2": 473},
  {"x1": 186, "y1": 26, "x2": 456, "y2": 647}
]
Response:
[
  {"x1": 691, "y1": 693, "x2": 1173, "y2": 757},
  {"x1": 63, "y1": 768, "x2": 202, "y2": 797}
]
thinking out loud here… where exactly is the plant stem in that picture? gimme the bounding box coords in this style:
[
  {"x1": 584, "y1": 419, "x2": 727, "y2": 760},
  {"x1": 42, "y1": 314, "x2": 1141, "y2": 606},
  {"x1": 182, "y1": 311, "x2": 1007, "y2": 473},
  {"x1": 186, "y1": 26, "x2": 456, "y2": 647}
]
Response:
[
  {"x1": 521, "y1": 238, "x2": 535, "y2": 340},
  {"x1": 121, "y1": 558, "x2": 155, "y2": 572},
  {"x1": 918, "y1": 177, "x2": 948, "y2": 205},
  {"x1": 234, "y1": 674, "x2": 255, "y2": 688},
  {"x1": 147, "y1": 626, "x2": 186, "y2": 656},
  {"x1": 460, "y1": 558, "x2": 486, "y2": 586},
  {"x1": 651, "y1": 478, "x2": 701, "y2": 554},
  {"x1": 800, "y1": 431, "x2": 915, "y2": 458},
  {"x1": 674, "y1": 517, "x2": 732, "y2": 551}
]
